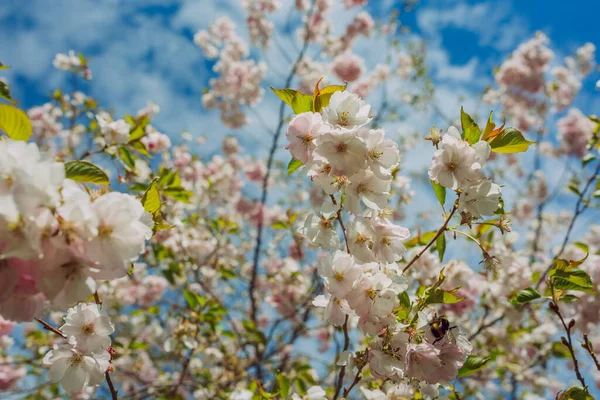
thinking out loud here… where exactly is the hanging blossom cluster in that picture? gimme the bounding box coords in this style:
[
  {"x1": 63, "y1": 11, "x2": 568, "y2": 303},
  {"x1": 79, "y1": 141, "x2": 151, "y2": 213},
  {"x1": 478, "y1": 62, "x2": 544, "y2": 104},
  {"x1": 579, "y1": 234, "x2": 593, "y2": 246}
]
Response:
[
  {"x1": 43, "y1": 303, "x2": 114, "y2": 393},
  {"x1": 242, "y1": 0, "x2": 281, "y2": 48},
  {"x1": 283, "y1": 90, "x2": 473, "y2": 396},
  {"x1": 195, "y1": 16, "x2": 267, "y2": 128},
  {"x1": 485, "y1": 32, "x2": 596, "y2": 133},
  {"x1": 53, "y1": 50, "x2": 92, "y2": 80},
  {"x1": 483, "y1": 32, "x2": 554, "y2": 132},
  {"x1": 557, "y1": 108, "x2": 597, "y2": 158},
  {"x1": 0, "y1": 139, "x2": 153, "y2": 322},
  {"x1": 428, "y1": 127, "x2": 501, "y2": 221}
]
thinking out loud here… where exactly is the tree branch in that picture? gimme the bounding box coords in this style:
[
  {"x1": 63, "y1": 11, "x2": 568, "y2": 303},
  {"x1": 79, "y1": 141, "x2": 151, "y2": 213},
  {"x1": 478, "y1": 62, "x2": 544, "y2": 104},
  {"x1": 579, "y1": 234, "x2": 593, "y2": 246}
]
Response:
[
  {"x1": 403, "y1": 201, "x2": 458, "y2": 274},
  {"x1": 548, "y1": 299, "x2": 586, "y2": 388},
  {"x1": 35, "y1": 318, "x2": 67, "y2": 339},
  {"x1": 583, "y1": 334, "x2": 600, "y2": 371},
  {"x1": 248, "y1": 2, "x2": 316, "y2": 381},
  {"x1": 332, "y1": 316, "x2": 350, "y2": 400}
]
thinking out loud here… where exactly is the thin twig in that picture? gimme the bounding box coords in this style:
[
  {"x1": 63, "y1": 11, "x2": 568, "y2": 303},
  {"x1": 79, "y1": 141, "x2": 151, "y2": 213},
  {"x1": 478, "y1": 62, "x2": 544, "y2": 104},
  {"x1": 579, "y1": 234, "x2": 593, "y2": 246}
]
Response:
[
  {"x1": 332, "y1": 316, "x2": 350, "y2": 400},
  {"x1": 548, "y1": 297, "x2": 586, "y2": 388},
  {"x1": 93, "y1": 292, "x2": 119, "y2": 400},
  {"x1": 343, "y1": 365, "x2": 364, "y2": 399},
  {"x1": 248, "y1": 2, "x2": 316, "y2": 381},
  {"x1": 583, "y1": 334, "x2": 600, "y2": 371},
  {"x1": 170, "y1": 355, "x2": 192, "y2": 397},
  {"x1": 536, "y1": 160, "x2": 600, "y2": 289},
  {"x1": 105, "y1": 371, "x2": 119, "y2": 400},
  {"x1": 35, "y1": 318, "x2": 67, "y2": 339},
  {"x1": 403, "y1": 202, "x2": 458, "y2": 273},
  {"x1": 330, "y1": 194, "x2": 350, "y2": 253},
  {"x1": 468, "y1": 314, "x2": 505, "y2": 341}
]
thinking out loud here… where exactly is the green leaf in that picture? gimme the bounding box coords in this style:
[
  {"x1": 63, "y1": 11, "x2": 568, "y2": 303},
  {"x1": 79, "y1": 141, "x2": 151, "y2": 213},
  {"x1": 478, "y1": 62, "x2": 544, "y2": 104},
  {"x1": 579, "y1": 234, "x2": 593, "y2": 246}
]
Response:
[
  {"x1": 141, "y1": 181, "x2": 161, "y2": 215},
  {"x1": 129, "y1": 126, "x2": 146, "y2": 142},
  {"x1": 551, "y1": 341, "x2": 571, "y2": 358},
  {"x1": 559, "y1": 387, "x2": 595, "y2": 400},
  {"x1": 551, "y1": 269, "x2": 595, "y2": 293},
  {"x1": 424, "y1": 287, "x2": 463, "y2": 306},
  {"x1": 460, "y1": 107, "x2": 481, "y2": 145},
  {"x1": 154, "y1": 215, "x2": 174, "y2": 231},
  {"x1": 183, "y1": 289, "x2": 199, "y2": 309},
  {"x1": 458, "y1": 355, "x2": 492, "y2": 378},
  {"x1": 487, "y1": 127, "x2": 535, "y2": 154},
  {"x1": 271, "y1": 87, "x2": 314, "y2": 114},
  {"x1": 481, "y1": 111, "x2": 495, "y2": 140},
  {"x1": 163, "y1": 187, "x2": 193, "y2": 203},
  {"x1": 287, "y1": 158, "x2": 304, "y2": 176},
  {"x1": 219, "y1": 268, "x2": 237, "y2": 279},
  {"x1": 509, "y1": 287, "x2": 541, "y2": 305},
  {"x1": 64, "y1": 161, "x2": 110, "y2": 185},
  {"x1": 405, "y1": 231, "x2": 437, "y2": 249},
  {"x1": 436, "y1": 233, "x2": 446, "y2": 262},
  {"x1": 276, "y1": 375, "x2": 291, "y2": 399},
  {"x1": 271, "y1": 221, "x2": 289, "y2": 230},
  {"x1": 270, "y1": 88, "x2": 297, "y2": 108},
  {"x1": 130, "y1": 140, "x2": 150, "y2": 157},
  {"x1": 118, "y1": 146, "x2": 136, "y2": 169},
  {"x1": 291, "y1": 93, "x2": 314, "y2": 114},
  {"x1": 0, "y1": 63, "x2": 10, "y2": 70},
  {"x1": 430, "y1": 180, "x2": 446, "y2": 207},
  {"x1": 582, "y1": 154, "x2": 596, "y2": 167},
  {"x1": 0, "y1": 104, "x2": 32, "y2": 141},
  {"x1": 0, "y1": 81, "x2": 15, "y2": 104},
  {"x1": 313, "y1": 83, "x2": 347, "y2": 112},
  {"x1": 318, "y1": 83, "x2": 347, "y2": 95}
]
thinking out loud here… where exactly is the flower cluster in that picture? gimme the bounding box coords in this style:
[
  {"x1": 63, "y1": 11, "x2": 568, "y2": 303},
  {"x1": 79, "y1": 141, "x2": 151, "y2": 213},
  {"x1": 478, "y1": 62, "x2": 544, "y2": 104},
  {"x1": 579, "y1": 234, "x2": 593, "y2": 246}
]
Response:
[
  {"x1": 284, "y1": 90, "x2": 473, "y2": 395},
  {"x1": 43, "y1": 303, "x2": 114, "y2": 393},
  {"x1": 53, "y1": 51, "x2": 92, "y2": 80},
  {"x1": 0, "y1": 139, "x2": 152, "y2": 321},
  {"x1": 326, "y1": 11, "x2": 375, "y2": 56},
  {"x1": 546, "y1": 42, "x2": 596, "y2": 111},
  {"x1": 428, "y1": 127, "x2": 501, "y2": 220},
  {"x1": 242, "y1": 0, "x2": 281, "y2": 48},
  {"x1": 195, "y1": 17, "x2": 267, "y2": 128},
  {"x1": 485, "y1": 32, "x2": 596, "y2": 132},
  {"x1": 331, "y1": 52, "x2": 365, "y2": 83},
  {"x1": 557, "y1": 108, "x2": 596, "y2": 158}
]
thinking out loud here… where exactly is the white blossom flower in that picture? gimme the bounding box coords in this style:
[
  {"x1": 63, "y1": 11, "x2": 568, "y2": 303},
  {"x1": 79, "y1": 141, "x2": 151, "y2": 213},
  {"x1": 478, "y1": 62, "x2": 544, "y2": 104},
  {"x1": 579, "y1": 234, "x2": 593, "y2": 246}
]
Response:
[
  {"x1": 312, "y1": 294, "x2": 351, "y2": 326},
  {"x1": 347, "y1": 216, "x2": 376, "y2": 263},
  {"x1": 43, "y1": 344, "x2": 109, "y2": 393},
  {"x1": 371, "y1": 219, "x2": 410, "y2": 263},
  {"x1": 292, "y1": 386, "x2": 327, "y2": 400},
  {"x1": 60, "y1": 303, "x2": 114, "y2": 353},
  {"x1": 428, "y1": 127, "x2": 482, "y2": 190},
  {"x1": 96, "y1": 114, "x2": 130, "y2": 145},
  {"x1": 359, "y1": 128, "x2": 400, "y2": 178},
  {"x1": 286, "y1": 112, "x2": 328, "y2": 163},
  {"x1": 300, "y1": 203, "x2": 340, "y2": 250},
  {"x1": 317, "y1": 251, "x2": 362, "y2": 298},
  {"x1": 322, "y1": 91, "x2": 371, "y2": 129},
  {"x1": 344, "y1": 170, "x2": 390, "y2": 214},
  {"x1": 459, "y1": 179, "x2": 502, "y2": 219},
  {"x1": 315, "y1": 130, "x2": 367, "y2": 176},
  {"x1": 87, "y1": 193, "x2": 153, "y2": 279}
]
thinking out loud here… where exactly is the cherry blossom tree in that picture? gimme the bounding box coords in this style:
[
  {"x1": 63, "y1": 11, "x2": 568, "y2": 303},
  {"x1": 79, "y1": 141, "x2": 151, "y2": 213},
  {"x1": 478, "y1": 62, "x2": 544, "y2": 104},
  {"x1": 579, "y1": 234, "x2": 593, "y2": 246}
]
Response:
[{"x1": 0, "y1": 1, "x2": 599, "y2": 400}]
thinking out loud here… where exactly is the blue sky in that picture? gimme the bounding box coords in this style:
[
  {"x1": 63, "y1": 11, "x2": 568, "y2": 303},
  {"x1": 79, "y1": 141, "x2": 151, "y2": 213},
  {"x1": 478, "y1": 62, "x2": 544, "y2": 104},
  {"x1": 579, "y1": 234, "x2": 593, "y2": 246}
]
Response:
[{"x1": 1, "y1": 0, "x2": 598, "y2": 151}]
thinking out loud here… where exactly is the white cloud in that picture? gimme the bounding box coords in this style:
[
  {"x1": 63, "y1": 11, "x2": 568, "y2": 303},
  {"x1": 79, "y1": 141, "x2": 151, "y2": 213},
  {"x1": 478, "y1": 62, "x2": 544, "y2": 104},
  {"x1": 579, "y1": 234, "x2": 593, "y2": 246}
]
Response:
[{"x1": 417, "y1": 0, "x2": 528, "y2": 52}]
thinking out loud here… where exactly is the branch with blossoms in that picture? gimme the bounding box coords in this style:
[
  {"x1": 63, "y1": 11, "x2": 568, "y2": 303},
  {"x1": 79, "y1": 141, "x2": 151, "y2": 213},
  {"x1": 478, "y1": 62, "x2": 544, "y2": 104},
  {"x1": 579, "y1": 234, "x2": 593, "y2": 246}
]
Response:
[
  {"x1": 271, "y1": 66, "x2": 534, "y2": 397},
  {"x1": 2, "y1": 2, "x2": 600, "y2": 399}
]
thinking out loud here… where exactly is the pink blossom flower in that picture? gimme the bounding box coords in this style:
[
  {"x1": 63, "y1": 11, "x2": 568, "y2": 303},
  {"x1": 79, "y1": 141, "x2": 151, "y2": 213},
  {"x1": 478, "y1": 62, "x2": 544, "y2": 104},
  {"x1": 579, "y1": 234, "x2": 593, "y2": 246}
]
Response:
[
  {"x1": 332, "y1": 52, "x2": 365, "y2": 82},
  {"x1": 286, "y1": 112, "x2": 328, "y2": 163}
]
